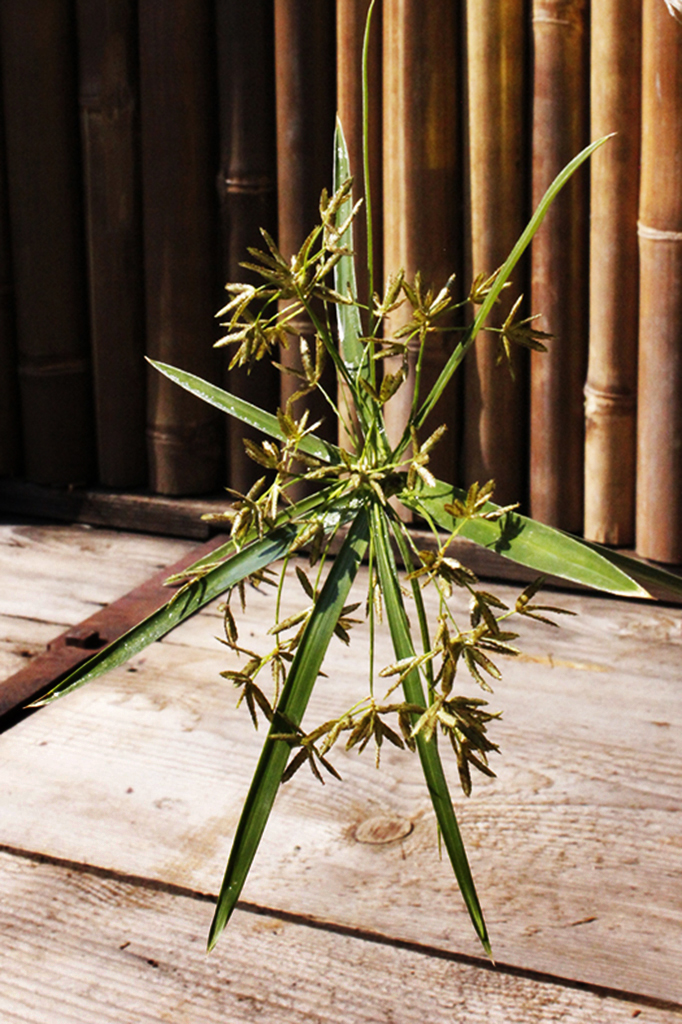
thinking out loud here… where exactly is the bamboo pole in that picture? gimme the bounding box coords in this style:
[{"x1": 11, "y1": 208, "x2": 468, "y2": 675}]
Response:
[
  {"x1": 77, "y1": 0, "x2": 146, "y2": 488},
  {"x1": 584, "y1": 0, "x2": 642, "y2": 546},
  {"x1": 637, "y1": 0, "x2": 682, "y2": 563},
  {"x1": 215, "y1": 0, "x2": 278, "y2": 494},
  {"x1": 382, "y1": 0, "x2": 462, "y2": 489},
  {"x1": 336, "y1": 0, "x2": 382, "y2": 315},
  {"x1": 336, "y1": 0, "x2": 382, "y2": 452},
  {"x1": 139, "y1": 0, "x2": 222, "y2": 495},
  {"x1": 0, "y1": 0, "x2": 94, "y2": 486},
  {"x1": 529, "y1": 0, "x2": 589, "y2": 531},
  {"x1": 274, "y1": 0, "x2": 336, "y2": 499},
  {"x1": 0, "y1": 112, "x2": 20, "y2": 477},
  {"x1": 463, "y1": 0, "x2": 527, "y2": 506}
]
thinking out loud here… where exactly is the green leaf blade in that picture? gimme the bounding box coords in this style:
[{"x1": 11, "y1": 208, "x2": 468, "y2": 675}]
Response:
[
  {"x1": 35, "y1": 525, "x2": 300, "y2": 706},
  {"x1": 371, "y1": 502, "x2": 492, "y2": 956},
  {"x1": 148, "y1": 359, "x2": 341, "y2": 465},
  {"x1": 413, "y1": 136, "x2": 612, "y2": 436},
  {"x1": 333, "y1": 118, "x2": 364, "y2": 376},
  {"x1": 207, "y1": 506, "x2": 370, "y2": 950},
  {"x1": 403, "y1": 480, "x2": 649, "y2": 598},
  {"x1": 36, "y1": 487, "x2": 347, "y2": 707}
]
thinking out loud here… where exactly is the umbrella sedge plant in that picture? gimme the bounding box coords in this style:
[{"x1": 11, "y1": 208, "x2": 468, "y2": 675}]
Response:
[{"x1": 36, "y1": 2, "x2": 682, "y2": 958}]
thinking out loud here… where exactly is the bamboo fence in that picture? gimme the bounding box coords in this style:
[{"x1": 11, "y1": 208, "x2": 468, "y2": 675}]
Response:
[
  {"x1": 463, "y1": 0, "x2": 527, "y2": 507},
  {"x1": 584, "y1": 0, "x2": 642, "y2": 546},
  {"x1": 637, "y1": 0, "x2": 682, "y2": 563},
  {"x1": 0, "y1": 0, "x2": 94, "y2": 487},
  {"x1": 382, "y1": 0, "x2": 462, "y2": 493},
  {"x1": 215, "y1": 0, "x2": 278, "y2": 495},
  {"x1": 77, "y1": 0, "x2": 147, "y2": 489},
  {"x1": 0, "y1": 1, "x2": 680, "y2": 563},
  {"x1": 529, "y1": 0, "x2": 589, "y2": 533}
]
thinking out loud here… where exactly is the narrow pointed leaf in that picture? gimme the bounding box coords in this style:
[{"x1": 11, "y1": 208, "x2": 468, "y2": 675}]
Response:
[
  {"x1": 35, "y1": 488, "x2": 344, "y2": 706},
  {"x1": 402, "y1": 480, "x2": 649, "y2": 598},
  {"x1": 579, "y1": 541, "x2": 682, "y2": 602},
  {"x1": 333, "y1": 118, "x2": 364, "y2": 376},
  {"x1": 35, "y1": 525, "x2": 300, "y2": 705},
  {"x1": 149, "y1": 359, "x2": 341, "y2": 465},
  {"x1": 371, "y1": 502, "x2": 492, "y2": 956},
  {"x1": 411, "y1": 136, "x2": 612, "y2": 438},
  {"x1": 207, "y1": 507, "x2": 370, "y2": 950}
]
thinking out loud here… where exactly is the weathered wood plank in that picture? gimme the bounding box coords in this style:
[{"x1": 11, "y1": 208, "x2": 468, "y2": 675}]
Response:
[
  {"x1": 0, "y1": 478, "x2": 228, "y2": 539},
  {"x1": 0, "y1": 616, "x2": 58, "y2": 680},
  {"x1": 0, "y1": 529, "x2": 227, "y2": 720},
  {"x1": 0, "y1": 523, "x2": 192, "y2": 627},
  {"x1": 1, "y1": 564, "x2": 680, "y2": 1002},
  {"x1": 0, "y1": 850, "x2": 678, "y2": 1024}
]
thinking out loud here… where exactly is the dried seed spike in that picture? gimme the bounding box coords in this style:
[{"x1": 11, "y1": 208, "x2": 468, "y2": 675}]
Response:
[
  {"x1": 223, "y1": 603, "x2": 238, "y2": 645},
  {"x1": 295, "y1": 565, "x2": 315, "y2": 600}
]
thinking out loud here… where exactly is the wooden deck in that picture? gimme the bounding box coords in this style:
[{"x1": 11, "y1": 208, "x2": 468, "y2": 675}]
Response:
[{"x1": 1, "y1": 518, "x2": 681, "y2": 1023}]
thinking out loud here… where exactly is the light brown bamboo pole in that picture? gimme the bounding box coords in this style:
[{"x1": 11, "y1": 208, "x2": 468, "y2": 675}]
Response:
[
  {"x1": 463, "y1": 0, "x2": 527, "y2": 506},
  {"x1": 139, "y1": 0, "x2": 222, "y2": 495},
  {"x1": 382, "y1": 0, "x2": 462, "y2": 490},
  {"x1": 0, "y1": 0, "x2": 94, "y2": 486},
  {"x1": 336, "y1": 0, "x2": 382, "y2": 452},
  {"x1": 637, "y1": 0, "x2": 682, "y2": 563},
  {"x1": 584, "y1": 0, "x2": 642, "y2": 546},
  {"x1": 77, "y1": 0, "x2": 146, "y2": 488},
  {"x1": 274, "y1": 0, "x2": 336, "y2": 500},
  {"x1": 215, "y1": 0, "x2": 278, "y2": 494},
  {"x1": 530, "y1": 0, "x2": 589, "y2": 531}
]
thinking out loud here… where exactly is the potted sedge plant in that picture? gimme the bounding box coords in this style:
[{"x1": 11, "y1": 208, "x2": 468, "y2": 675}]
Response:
[{"x1": 35, "y1": 3, "x2": 682, "y2": 959}]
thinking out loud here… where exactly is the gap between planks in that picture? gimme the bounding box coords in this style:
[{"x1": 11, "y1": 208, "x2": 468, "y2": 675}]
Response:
[{"x1": 1, "y1": 847, "x2": 680, "y2": 1024}]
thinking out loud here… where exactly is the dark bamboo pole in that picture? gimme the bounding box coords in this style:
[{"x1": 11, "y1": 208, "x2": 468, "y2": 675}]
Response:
[
  {"x1": 637, "y1": 0, "x2": 682, "y2": 563},
  {"x1": 584, "y1": 0, "x2": 641, "y2": 545},
  {"x1": 337, "y1": 0, "x2": 382, "y2": 452},
  {"x1": 215, "y1": 0, "x2": 278, "y2": 494},
  {"x1": 0, "y1": 0, "x2": 94, "y2": 486},
  {"x1": 529, "y1": 0, "x2": 589, "y2": 531},
  {"x1": 274, "y1": 0, "x2": 336, "y2": 499},
  {"x1": 0, "y1": 106, "x2": 20, "y2": 477},
  {"x1": 382, "y1": 0, "x2": 462, "y2": 489},
  {"x1": 77, "y1": 0, "x2": 146, "y2": 488},
  {"x1": 139, "y1": 0, "x2": 222, "y2": 495},
  {"x1": 463, "y1": 0, "x2": 527, "y2": 505}
]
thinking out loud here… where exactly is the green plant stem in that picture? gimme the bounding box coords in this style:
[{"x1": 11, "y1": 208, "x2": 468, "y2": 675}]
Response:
[
  {"x1": 207, "y1": 507, "x2": 370, "y2": 951},
  {"x1": 362, "y1": 0, "x2": 377, "y2": 341},
  {"x1": 371, "y1": 502, "x2": 492, "y2": 956}
]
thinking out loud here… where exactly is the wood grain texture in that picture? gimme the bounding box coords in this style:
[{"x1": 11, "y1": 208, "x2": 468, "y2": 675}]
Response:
[
  {"x1": 0, "y1": 523, "x2": 191, "y2": 628},
  {"x1": 1, "y1": 544, "x2": 680, "y2": 1003},
  {"x1": 0, "y1": 481, "x2": 229, "y2": 539},
  {"x1": 3, "y1": 852, "x2": 678, "y2": 1024}
]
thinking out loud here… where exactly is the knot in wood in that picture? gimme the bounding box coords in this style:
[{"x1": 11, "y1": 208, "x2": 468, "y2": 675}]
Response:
[{"x1": 354, "y1": 815, "x2": 413, "y2": 845}]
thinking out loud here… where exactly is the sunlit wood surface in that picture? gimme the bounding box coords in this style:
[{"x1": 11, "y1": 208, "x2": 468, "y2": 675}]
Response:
[{"x1": 1, "y1": 520, "x2": 681, "y2": 1022}]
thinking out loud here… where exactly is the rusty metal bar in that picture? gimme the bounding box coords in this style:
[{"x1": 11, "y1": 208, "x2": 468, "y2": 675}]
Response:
[{"x1": 0, "y1": 533, "x2": 227, "y2": 724}]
